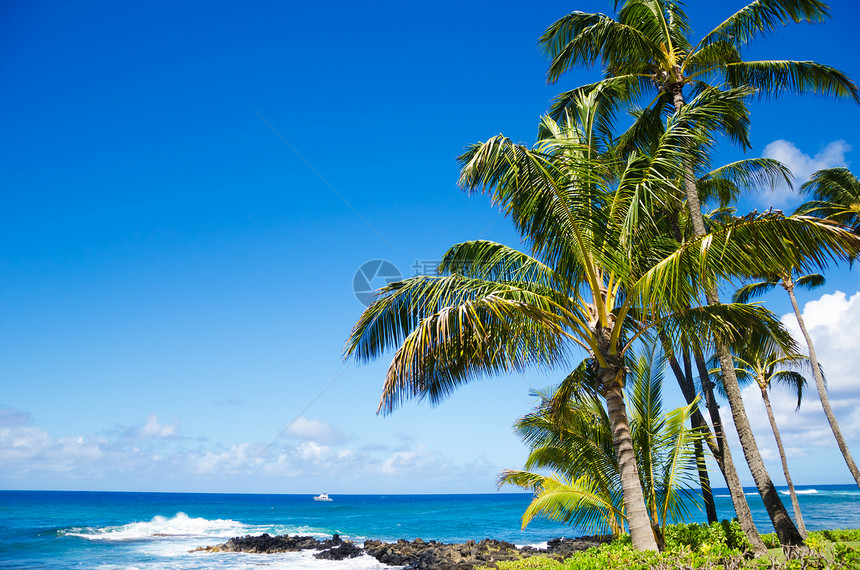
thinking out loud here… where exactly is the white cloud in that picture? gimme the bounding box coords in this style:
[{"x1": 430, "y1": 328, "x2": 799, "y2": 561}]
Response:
[
  {"x1": 285, "y1": 416, "x2": 346, "y2": 444},
  {"x1": 0, "y1": 407, "x2": 502, "y2": 493},
  {"x1": 757, "y1": 139, "x2": 851, "y2": 207},
  {"x1": 140, "y1": 414, "x2": 179, "y2": 439},
  {"x1": 782, "y1": 290, "x2": 860, "y2": 394},
  {"x1": 297, "y1": 441, "x2": 330, "y2": 462}
]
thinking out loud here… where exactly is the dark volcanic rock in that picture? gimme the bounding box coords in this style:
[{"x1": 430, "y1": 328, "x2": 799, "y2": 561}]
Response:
[
  {"x1": 363, "y1": 537, "x2": 528, "y2": 569},
  {"x1": 545, "y1": 535, "x2": 612, "y2": 558},
  {"x1": 314, "y1": 541, "x2": 363, "y2": 560},
  {"x1": 193, "y1": 533, "x2": 356, "y2": 555}
]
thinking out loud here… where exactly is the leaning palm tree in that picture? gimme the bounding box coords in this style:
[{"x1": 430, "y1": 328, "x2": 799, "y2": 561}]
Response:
[
  {"x1": 800, "y1": 167, "x2": 860, "y2": 230},
  {"x1": 654, "y1": 147, "x2": 792, "y2": 530},
  {"x1": 736, "y1": 274, "x2": 860, "y2": 488},
  {"x1": 714, "y1": 343, "x2": 812, "y2": 538},
  {"x1": 500, "y1": 348, "x2": 708, "y2": 549},
  {"x1": 539, "y1": 0, "x2": 859, "y2": 549},
  {"x1": 345, "y1": 92, "x2": 860, "y2": 551}
]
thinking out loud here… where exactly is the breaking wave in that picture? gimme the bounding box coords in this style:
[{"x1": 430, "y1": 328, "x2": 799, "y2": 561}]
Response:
[{"x1": 61, "y1": 513, "x2": 249, "y2": 542}]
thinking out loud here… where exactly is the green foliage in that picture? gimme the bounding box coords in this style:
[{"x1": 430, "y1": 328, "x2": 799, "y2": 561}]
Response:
[
  {"x1": 484, "y1": 526, "x2": 860, "y2": 570},
  {"x1": 486, "y1": 539, "x2": 747, "y2": 570},
  {"x1": 500, "y1": 348, "x2": 709, "y2": 540},
  {"x1": 663, "y1": 519, "x2": 751, "y2": 552},
  {"x1": 762, "y1": 528, "x2": 860, "y2": 550},
  {"x1": 818, "y1": 529, "x2": 860, "y2": 542},
  {"x1": 760, "y1": 532, "x2": 780, "y2": 549}
]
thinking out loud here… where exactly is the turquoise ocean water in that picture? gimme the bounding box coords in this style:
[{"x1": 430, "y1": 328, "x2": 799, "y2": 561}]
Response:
[{"x1": 1, "y1": 486, "x2": 858, "y2": 569}]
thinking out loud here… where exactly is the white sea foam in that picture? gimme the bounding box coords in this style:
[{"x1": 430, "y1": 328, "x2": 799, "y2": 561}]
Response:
[
  {"x1": 63, "y1": 512, "x2": 249, "y2": 541},
  {"x1": 517, "y1": 542, "x2": 549, "y2": 549},
  {"x1": 779, "y1": 489, "x2": 819, "y2": 496},
  {"x1": 94, "y1": 550, "x2": 397, "y2": 569},
  {"x1": 61, "y1": 514, "x2": 392, "y2": 568}
]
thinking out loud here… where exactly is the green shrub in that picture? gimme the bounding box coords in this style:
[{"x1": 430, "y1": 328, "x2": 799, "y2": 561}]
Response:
[
  {"x1": 485, "y1": 526, "x2": 860, "y2": 570},
  {"x1": 814, "y1": 528, "x2": 860, "y2": 542},
  {"x1": 663, "y1": 519, "x2": 750, "y2": 553},
  {"x1": 759, "y1": 532, "x2": 780, "y2": 549}
]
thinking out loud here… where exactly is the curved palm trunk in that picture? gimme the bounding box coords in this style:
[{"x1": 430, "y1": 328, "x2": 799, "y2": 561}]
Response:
[
  {"x1": 673, "y1": 87, "x2": 803, "y2": 549},
  {"x1": 656, "y1": 168, "x2": 761, "y2": 549},
  {"x1": 663, "y1": 341, "x2": 718, "y2": 523},
  {"x1": 692, "y1": 349, "x2": 768, "y2": 555},
  {"x1": 662, "y1": 338, "x2": 718, "y2": 523},
  {"x1": 715, "y1": 349, "x2": 804, "y2": 548},
  {"x1": 759, "y1": 384, "x2": 808, "y2": 537},
  {"x1": 600, "y1": 365, "x2": 659, "y2": 551},
  {"x1": 784, "y1": 282, "x2": 860, "y2": 487}
]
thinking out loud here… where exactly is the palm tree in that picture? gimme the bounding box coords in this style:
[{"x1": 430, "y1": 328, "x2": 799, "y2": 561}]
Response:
[
  {"x1": 538, "y1": 0, "x2": 859, "y2": 548},
  {"x1": 736, "y1": 274, "x2": 860, "y2": 487},
  {"x1": 500, "y1": 348, "x2": 708, "y2": 549},
  {"x1": 656, "y1": 154, "x2": 792, "y2": 532},
  {"x1": 714, "y1": 344, "x2": 812, "y2": 538},
  {"x1": 800, "y1": 167, "x2": 860, "y2": 230},
  {"x1": 345, "y1": 93, "x2": 860, "y2": 551}
]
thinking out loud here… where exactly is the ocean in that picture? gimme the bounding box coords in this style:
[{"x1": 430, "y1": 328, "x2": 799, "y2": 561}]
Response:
[{"x1": 1, "y1": 486, "x2": 858, "y2": 569}]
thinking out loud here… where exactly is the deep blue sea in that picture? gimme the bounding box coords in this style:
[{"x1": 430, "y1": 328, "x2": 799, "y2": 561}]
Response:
[{"x1": 1, "y1": 486, "x2": 858, "y2": 569}]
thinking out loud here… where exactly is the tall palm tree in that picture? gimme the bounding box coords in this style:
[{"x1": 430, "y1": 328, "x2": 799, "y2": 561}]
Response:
[
  {"x1": 538, "y1": 0, "x2": 859, "y2": 548},
  {"x1": 800, "y1": 167, "x2": 860, "y2": 230},
  {"x1": 736, "y1": 274, "x2": 860, "y2": 487},
  {"x1": 500, "y1": 348, "x2": 709, "y2": 549},
  {"x1": 656, "y1": 153, "x2": 792, "y2": 533},
  {"x1": 715, "y1": 345, "x2": 812, "y2": 538},
  {"x1": 345, "y1": 93, "x2": 860, "y2": 551}
]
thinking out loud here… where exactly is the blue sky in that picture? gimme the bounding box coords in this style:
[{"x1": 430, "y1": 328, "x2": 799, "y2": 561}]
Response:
[{"x1": 1, "y1": 0, "x2": 859, "y2": 496}]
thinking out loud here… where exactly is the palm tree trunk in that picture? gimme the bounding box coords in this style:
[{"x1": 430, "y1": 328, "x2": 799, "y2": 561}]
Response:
[
  {"x1": 601, "y1": 366, "x2": 659, "y2": 551},
  {"x1": 784, "y1": 282, "x2": 860, "y2": 487},
  {"x1": 673, "y1": 86, "x2": 803, "y2": 549},
  {"x1": 662, "y1": 337, "x2": 718, "y2": 524},
  {"x1": 692, "y1": 348, "x2": 768, "y2": 555},
  {"x1": 715, "y1": 348, "x2": 804, "y2": 548},
  {"x1": 759, "y1": 385, "x2": 808, "y2": 537}
]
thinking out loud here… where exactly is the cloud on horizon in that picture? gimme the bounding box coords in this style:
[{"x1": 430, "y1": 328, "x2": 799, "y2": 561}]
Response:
[{"x1": 0, "y1": 411, "x2": 499, "y2": 493}]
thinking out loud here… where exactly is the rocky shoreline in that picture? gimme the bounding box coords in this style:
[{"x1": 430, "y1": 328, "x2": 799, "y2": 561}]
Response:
[{"x1": 192, "y1": 532, "x2": 612, "y2": 569}]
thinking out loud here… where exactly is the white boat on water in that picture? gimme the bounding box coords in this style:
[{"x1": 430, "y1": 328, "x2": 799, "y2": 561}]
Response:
[{"x1": 313, "y1": 493, "x2": 333, "y2": 502}]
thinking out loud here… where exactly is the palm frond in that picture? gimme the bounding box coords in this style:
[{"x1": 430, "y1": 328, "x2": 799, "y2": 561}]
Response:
[
  {"x1": 696, "y1": 0, "x2": 830, "y2": 50},
  {"x1": 699, "y1": 158, "x2": 793, "y2": 206},
  {"x1": 540, "y1": 11, "x2": 662, "y2": 84},
  {"x1": 723, "y1": 60, "x2": 859, "y2": 101},
  {"x1": 651, "y1": 302, "x2": 797, "y2": 358},
  {"x1": 771, "y1": 370, "x2": 808, "y2": 409},
  {"x1": 635, "y1": 213, "x2": 860, "y2": 314},
  {"x1": 794, "y1": 273, "x2": 825, "y2": 291},
  {"x1": 798, "y1": 168, "x2": 860, "y2": 227},
  {"x1": 733, "y1": 280, "x2": 777, "y2": 303},
  {"x1": 504, "y1": 472, "x2": 625, "y2": 535}
]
